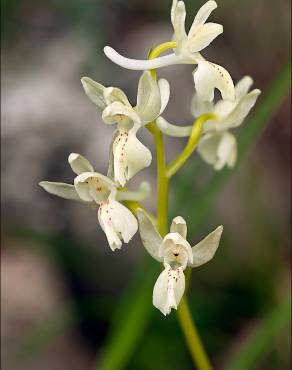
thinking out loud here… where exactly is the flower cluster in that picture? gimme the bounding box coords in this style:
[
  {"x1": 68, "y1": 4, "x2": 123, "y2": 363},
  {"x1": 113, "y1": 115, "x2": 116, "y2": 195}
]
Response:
[{"x1": 40, "y1": 0, "x2": 260, "y2": 315}]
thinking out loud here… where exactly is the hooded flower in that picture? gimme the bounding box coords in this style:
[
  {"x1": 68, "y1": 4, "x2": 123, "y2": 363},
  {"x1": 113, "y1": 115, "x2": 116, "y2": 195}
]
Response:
[
  {"x1": 137, "y1": 209, "x2": 223, "y2": 315},
  {"x1": 38, "y1": 153, "x2": 150, "y2": 251},
  {"x1": 103, "y1": 1, "x2": 234, "y2": 101},
  {"x1": 193, "y1": 76, "x2": 261, "y2": 170},
  {"x1": 81, "y1": 71, "x2": 170, "y2": 186}
]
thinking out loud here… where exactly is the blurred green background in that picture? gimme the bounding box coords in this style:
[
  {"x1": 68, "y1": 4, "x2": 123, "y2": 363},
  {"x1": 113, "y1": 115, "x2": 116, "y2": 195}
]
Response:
[{"x1": 1, "y1": 0, "x2": 291, "y2": 370}]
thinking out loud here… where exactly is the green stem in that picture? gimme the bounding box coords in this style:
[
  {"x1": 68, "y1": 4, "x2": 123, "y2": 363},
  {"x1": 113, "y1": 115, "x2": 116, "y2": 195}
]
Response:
[
  {"x1": 151, "y1": 120, "x2": 213, "y2": 370},
  {"x1": 166, "y1": 113, "x2": 216, "y2": 178},
  {"x1": 147, "y1": 41, "x2": 214, "y2": 370},
  {"x1": 148, "y1": 41, "x2": 177, "y2": 79},
  {"x1": 177, "y1": 297, "x2": 213, "y2": 370},
  {"x1": 154, "y1": 128, "x2": 169, "y2": 236}
]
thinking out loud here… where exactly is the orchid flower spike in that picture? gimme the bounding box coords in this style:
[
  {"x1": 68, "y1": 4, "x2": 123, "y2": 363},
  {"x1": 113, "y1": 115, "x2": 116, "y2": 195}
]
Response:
[
  {"x1": 137, "y1": 209, "x2": 223, "y2": 315},
  {"x1": 193, "y1": 76, "x2": 261, "y2": 170},
  {"x1": 103, "y1": 1, "x2": 235, "y2": 101},
  {"x1": 81, "y1": 71, "x2": 170, "y2": 186},
  {"x1": 39, "y1": 153, "x2": 151, "y2": 251}
]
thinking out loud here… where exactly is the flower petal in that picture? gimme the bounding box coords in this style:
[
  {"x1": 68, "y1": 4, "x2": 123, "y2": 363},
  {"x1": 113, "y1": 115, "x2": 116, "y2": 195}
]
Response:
[
  {"x1": 107, "y1": 130, "x2": 119, "y2": 181},
  {"x1": 220, "y1": 89, "x2": 261, "y2": 129},
  {"x1": 198, "y1": 132, "x2": 237, "y2": 170},
  {"x1": 98, "y1": 200, "x2": 138, "y2": 251},
  {"x1": 39, "y1": 181, "x2": 80, "y2": 201},
  {"x1": 113, "y1": 131, "x2": 152, "y2": 187},
  {"x1": 191, "y1": 91, "x2": 214, "y2": 118},
  {"x1": 74, "y1": 172, "x2": 116, "y2": 202},
  {"x1": 135, "y1": 71, "x2": 162, "y2": 124},
  {"x1": 171, "y1": 0, "x2": 187, "y2": 44},
  {"x1": 103, "y1": 46, "x2": 189, "y2": 70},
  {"x1": 102, "y1": 101, "x2": 141, "y2": 128},
  {"x1": 216, "y1": 132, "x2": 237, "y2": 170},
  {"x1": 235, "y1": 76, "x2": 253, "y2": 99},
  {"x1": 189, "y1": 0, "x2": 218, "y2": 37},
  {"x1": 68, "y1": 153, "x2": 94, "y2": 175},
  {"x1": 170, "y1": 216, "x2": 187, "y2": 239},
  {"x1": 191, "y1": 225, "x2": 223, "y2": 267},
  {"x1": 193, "y1": 60, "x2": 235, "y2": 102},
  {"x1": 156, "y1": 116, "x2": 192, "y2": 137},
  {"x1": 198, "y1": 132, "x2": 221, "y2": 165},
  {"x1": 103, "y1": 86, "x2": 132, "y2": 107},
  {"x1": 187, "y1": 23, "x2": 223, "y2": 53},
  {"x1": 136, "y1": 208, "x2": 163, "y2": 261},
  {"x1": 153, "y1": 264, "x2": 185, "y2": 316},
  {"x1": 81, "y1": 77, "x2": 106, "y2": 109},
  {"x1": 158, "y1": 79, "x2": 170, "y2": 115},
  {"x1": 160, "y1": 232, "x2": 193, "y2": 265}
]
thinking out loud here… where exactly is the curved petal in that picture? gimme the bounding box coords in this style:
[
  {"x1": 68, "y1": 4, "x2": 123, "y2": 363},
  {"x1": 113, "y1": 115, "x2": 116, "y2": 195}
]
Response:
[
  {"x1": 102, "y1": 102, "x2": 141, "y2": 128},
  {"x1": 221, "y1": 89, "x2": 261, "y2": 129},
  {"x1": 107, "y1": 129, "x2": 119, "y2": 181},
  {"x1": 39, "y1": 181, "x2": 80, "y2": 201},
  {"x1": 191, "y1": 91, "x2": 214, "y2": 118},
  {"x1": 113, "y1": 131, "x2": 152, "y2": 187},
  {"x1": 135, "y1": 71, "x2": 162, "y2": 124},
  {"x1": 198, "y1": 131, "x2": 237, "y2": 170},
  {"x1": 213, "y1": 99, "x2": 236, "y2": 120},
  {"x1": 98, "y1": 200, "x2": 138, "y2": 251},
  {"x1": 156, "y1": 116, "x2": 192, "y2": 137},
  {"x1": 170, "y1": 216, "x2": 187, "y2": 239},
  {"x1": 187, "y1": 23, "x2": 223, "y2": 53},
  {"x1": 198, "y1": 132, "x2": 221, "y2": 166},
  {"x1": 189, "y1": 0, "x2": 218, "y2": 36},
  {"x1": 136, "y1": 208, "x2": 163, "y2": 262},
  {"x1": 74, "y1": 172, "x2": 116, "y2": 203},
  {"x1": 215, "y1": 132, "x2": 237, "y2": 170},
  {"x1": 171, "y1": 0, "x2": 187, "y2": 44},
  {"x1": 81, "y1": 77, "x2": 106, "y2": 109},
  {"x1": 68, "y1": 153, "x2": 94, "y2": 175},
  {"x1": 153, "y1": 264, "x2": 185, "y2": 316},
  {"x1": 193, "y1": 61, "x2": 235, "y2": 102},
  {"x1": 158, "y1": 79, "x2": 170, "y2": 115},
  {"x1": 191, "y1": 225, "x2": 223, "y2": 267},
  {"x1": 104, "y1": 86, "x2": 132, "y2": 107},
  {"x1": 235, "y1": 76, "x2": 253, "y2": 99},
  {"x1": 103, "y1": 47, "x2": 191, "y2": 70}
]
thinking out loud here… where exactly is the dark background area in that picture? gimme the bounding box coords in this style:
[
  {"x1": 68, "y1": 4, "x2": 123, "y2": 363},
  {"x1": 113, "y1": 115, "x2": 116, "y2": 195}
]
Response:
[{"x1": 1, "y1": 0, "x2": 291, "y2": 369}]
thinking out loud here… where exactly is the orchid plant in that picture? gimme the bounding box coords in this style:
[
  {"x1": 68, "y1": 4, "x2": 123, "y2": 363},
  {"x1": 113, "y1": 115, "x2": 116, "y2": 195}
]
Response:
[{"x1": 40, "y1": 1, "x2": 260, "y2": 369}]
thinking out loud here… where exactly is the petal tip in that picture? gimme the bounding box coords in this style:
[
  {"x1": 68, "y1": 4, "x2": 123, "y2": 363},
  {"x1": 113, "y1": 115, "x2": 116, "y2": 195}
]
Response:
[{"x1": 68, "y1": 152, "x2": 79, "y2": 162}]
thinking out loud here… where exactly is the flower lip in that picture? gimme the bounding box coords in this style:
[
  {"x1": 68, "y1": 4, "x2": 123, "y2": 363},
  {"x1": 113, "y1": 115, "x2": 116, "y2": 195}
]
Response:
[
  {"x1": 159, "y1": 232, "x2": 193, "y2": 265},
  {"x1": 98, "y1": 199, "x2": 138, "y2": 251},
  {"x1": 74, "y1": 171, "x2": 117, "y2": 203}
]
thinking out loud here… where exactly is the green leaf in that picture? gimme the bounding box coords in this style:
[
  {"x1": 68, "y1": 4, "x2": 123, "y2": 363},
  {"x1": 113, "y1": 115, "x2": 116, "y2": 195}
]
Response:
[{"x1": 96, "y1": 261, "x2": 158, "y2": 370}]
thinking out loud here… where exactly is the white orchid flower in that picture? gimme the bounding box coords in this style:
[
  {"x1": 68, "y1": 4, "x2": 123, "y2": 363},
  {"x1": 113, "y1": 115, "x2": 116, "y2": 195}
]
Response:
[
  {"x1": 103, "y1": 1, "x2": 234, "y2": 101},
  {"x1": 39, "y1": 153, "x2": 152, "y2": 251},
  {"x1": 157, "y1": 76, "x2": 261, "y2": 170},
  {"x1": 195, "y1": 76, "x2": 261, "y2": 170},
  {"x1": 137, "y1": 209, "x2": 223, "y2": 315},
  {"x1": 81, "y1": 71, "x2": 170, "y2": 186}
]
